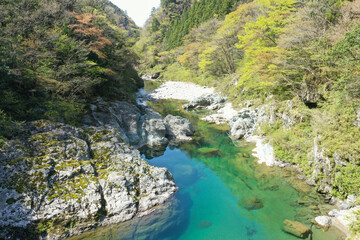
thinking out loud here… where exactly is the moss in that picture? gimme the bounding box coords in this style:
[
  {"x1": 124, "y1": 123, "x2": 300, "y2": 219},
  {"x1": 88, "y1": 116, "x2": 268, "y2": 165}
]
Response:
[
  {"x1": 91, "y1": 132, "x2": 104, "y2": 142},
  {"x1": 0, "y1": 137, "x2": 8, "y2": 148},
  {"x1": 30, "y1": 132, "x2": 51, "y2": 143},
  {"x1": 32, "y1": 120, "x2": 57, "y2": 129},
  {"x1": 35, "y1": 215, "x2": 80, "y2": 237},
  {"x1": 6, "y1": 157, "x2": 25, "y2": 166},
  {"x1": 6, "y1": 198, "x2": 17, "y2": 204}
]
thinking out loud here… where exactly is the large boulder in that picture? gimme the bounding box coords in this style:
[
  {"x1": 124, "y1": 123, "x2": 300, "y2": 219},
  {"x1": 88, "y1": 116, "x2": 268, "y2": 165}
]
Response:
[
  {"x1": 163, "y1": 115, "x2": 195, "y2": 142},
  {"x1": 228, "y1": 109, "x2": 257, "y2": 139},
  {"x1": 0, "y1": 120, "x2": 177, "y2": 240},
  {"x1": 282, "y1": 219, "x2": 311, "y2": 238},
  {"x1": 140, "y1": 107, "x2": 169, "y2": 146},
  {"x1": 183, "y1": 93, "x2": 226, "y2": 110}
]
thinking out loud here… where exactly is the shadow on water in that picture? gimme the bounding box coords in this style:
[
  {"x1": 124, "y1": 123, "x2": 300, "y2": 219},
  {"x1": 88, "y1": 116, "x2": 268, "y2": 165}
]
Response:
[
  {"x1": 68, "y1": 192, "x2": 192, "y2": 240},
  {"x1": 139, "y1": 144, "x2": 167, "y2": 160}
]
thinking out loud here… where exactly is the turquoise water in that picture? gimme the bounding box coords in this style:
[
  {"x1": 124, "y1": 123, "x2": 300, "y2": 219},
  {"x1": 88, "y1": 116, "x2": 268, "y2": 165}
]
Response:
[
  {"x1": 143, "y1": 147, "x2": 267, "y2": 240},
  {"x1": 69, "y1": 98, "x2": 345, "y2": 240}
]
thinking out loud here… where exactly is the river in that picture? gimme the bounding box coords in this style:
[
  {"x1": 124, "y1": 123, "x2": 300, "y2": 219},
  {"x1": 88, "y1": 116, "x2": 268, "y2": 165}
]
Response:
[{"x1": 68, "y1": 81, "x2": 345, "y2": 240}]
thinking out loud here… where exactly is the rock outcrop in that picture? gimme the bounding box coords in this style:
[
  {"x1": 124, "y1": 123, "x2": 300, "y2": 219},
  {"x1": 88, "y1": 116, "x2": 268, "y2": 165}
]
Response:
[
  {"x1": 201, "y1": 102, "x2": 239, "y2": 124},
  {"x1": 0, "y1": 97, "x2": 196, "y2": 240},
  {"x1": 183, "y1": 94, "x2": 258, "y2": 140},
  {"x1": 228, "y1": 109, "x2": 257, "y2": 139},
  {"x1": 183, "y1": 93, "x2": 226, "y2": 110},
  {"x1": 328, "y1": 195, "x2": 360, "y2": 232},
  {"x1": 0, "y1": 119, "x2": 177, "y2": 240},
  {"x1": 308, "y1": 136, "x2": 334, "y2": 193},
  {"x1": 163, "y1": 114, "x2": 195, "y2": 142},
  {"x1": 84, "y1": 98, "x2": 169, "y2": 148}
]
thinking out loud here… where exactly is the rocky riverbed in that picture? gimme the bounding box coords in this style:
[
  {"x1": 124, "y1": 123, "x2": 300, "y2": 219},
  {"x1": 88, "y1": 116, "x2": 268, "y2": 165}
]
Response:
[
  {"x1": 140, "y1": 81, "x2": 214, "y2": 102},
  {"x1": 0, "y1": 97, "x2": 196, "y2": 239}
]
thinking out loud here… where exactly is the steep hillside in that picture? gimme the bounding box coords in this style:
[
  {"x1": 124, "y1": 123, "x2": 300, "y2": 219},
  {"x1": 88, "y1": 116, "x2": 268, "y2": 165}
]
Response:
[
  {"x1": 0, "y1": 0, "x2": 142, "y2": 133},
  {"x1": 135, "y1": 0, "x2": 243, "y2": 69},
  {"x1": 136, "y1": 0, "x2": 360, "y2": 235}
]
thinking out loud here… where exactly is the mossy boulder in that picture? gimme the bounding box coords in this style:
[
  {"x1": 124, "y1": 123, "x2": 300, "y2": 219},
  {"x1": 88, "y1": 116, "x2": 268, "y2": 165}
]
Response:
[{"x1": 282, "y1": 219, "x2": 311, "y2": 238}]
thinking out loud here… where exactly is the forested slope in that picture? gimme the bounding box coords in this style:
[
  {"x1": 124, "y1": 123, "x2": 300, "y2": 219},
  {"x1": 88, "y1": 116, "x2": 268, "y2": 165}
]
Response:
[
  {"x1": 0, "y1": 0, "x2": 142, "y2": 135},
  {"x1": 137, "y1": 0, "x2": 360, "y2": 233}
]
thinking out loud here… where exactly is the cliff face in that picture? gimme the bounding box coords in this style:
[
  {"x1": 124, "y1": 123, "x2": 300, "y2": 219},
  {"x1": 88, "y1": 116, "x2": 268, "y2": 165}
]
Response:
[{"x1": 0, "y1": 98, "x2": 197, "y2": 239}]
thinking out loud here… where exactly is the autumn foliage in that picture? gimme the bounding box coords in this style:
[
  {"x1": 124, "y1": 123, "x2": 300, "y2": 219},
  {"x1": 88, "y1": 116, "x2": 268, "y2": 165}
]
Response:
[
  {"x1": 0, "y1": 0, "x2": 141, "y2": 126},
  {"x1": 69, "y1": 12, "x2": 112, "y2": 58}
]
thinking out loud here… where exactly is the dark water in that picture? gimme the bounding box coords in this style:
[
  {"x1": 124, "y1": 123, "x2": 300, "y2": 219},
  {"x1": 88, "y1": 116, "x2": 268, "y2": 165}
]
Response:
[{"x1": 69, "y1": 88, "x2": 345, "y2": 240}]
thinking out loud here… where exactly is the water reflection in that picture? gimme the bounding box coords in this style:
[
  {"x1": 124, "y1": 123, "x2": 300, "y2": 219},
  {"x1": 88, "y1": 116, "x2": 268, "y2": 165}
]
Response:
[
  {"x1": 139, "y1": 145, "x2": 167, "y2": 160},
  {"x1": 69, "y1": 193, "x2": 191, "y2": 240}
]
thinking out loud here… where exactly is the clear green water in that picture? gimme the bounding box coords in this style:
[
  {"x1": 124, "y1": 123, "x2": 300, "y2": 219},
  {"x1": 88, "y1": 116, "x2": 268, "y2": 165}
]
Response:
[{"x1": 69, "y1": 98, "x2": 346, "y2": 240}]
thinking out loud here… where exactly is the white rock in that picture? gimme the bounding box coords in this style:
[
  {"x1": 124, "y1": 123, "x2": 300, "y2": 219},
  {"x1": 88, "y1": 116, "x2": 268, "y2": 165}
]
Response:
[
  {"x1": 328, "y1": 205, "x2": 360, "y2": 231},
  {"x1": 315, "y1": 216, "x2": 332, "y2": 227},
  {"x1": 202, "y1": 103, "x2": 239, "y2": 124}
]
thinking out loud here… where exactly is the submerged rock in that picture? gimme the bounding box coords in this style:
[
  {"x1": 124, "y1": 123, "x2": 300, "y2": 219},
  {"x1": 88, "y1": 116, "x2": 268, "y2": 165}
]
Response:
[
  {"x1": 0, "y1": 120, "x2": 177, "y2": 239},
  {"x1": 198, "y1": 147, "x2": 223, "y2": 158},
  {"x1": 258, "y1": 183, "x2": 280, "y2": 191},
  {"x1": 283, "y1": 219, "x2": 311, "y2": 238},
  {"x1": 164, "y1": 115, "x2": 195, "y2": 142},
  {"x1": 241, "y1": 198, "x2": 264, "y2": 210},
  {"x1": 197, "y1": 220, "x2": 212, "y2": 229}
]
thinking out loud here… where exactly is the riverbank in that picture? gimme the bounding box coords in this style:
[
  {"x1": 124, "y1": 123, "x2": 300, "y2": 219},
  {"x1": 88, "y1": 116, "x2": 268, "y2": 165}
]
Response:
[
  {"x1": 141, "y1": 80, "x2": 280, "y2": 167},
  {"x1": 144, "y1": 79, "x2": 355, "y2": 239}
]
